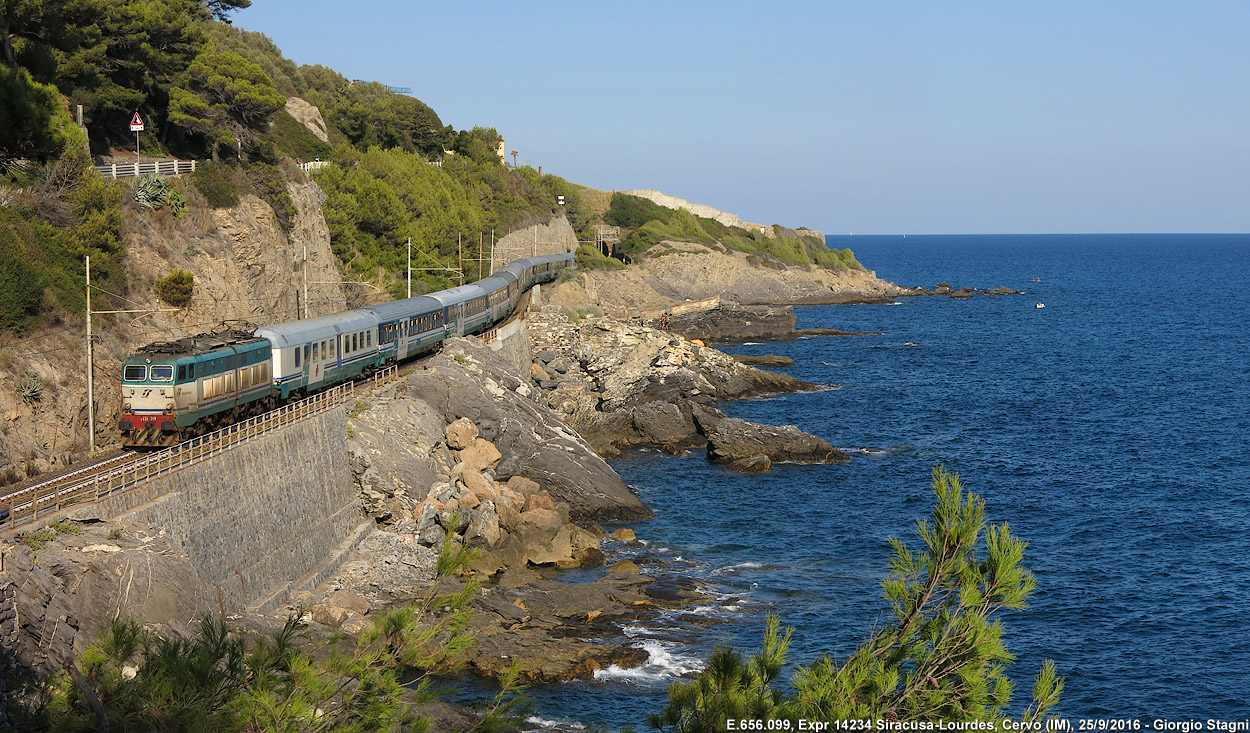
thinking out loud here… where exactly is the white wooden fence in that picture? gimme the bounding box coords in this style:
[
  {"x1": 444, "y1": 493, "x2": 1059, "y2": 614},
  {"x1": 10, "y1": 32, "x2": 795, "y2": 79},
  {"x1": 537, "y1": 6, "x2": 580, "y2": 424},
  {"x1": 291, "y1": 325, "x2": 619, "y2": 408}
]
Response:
[{"x1": 94, "y1": 160, "x2": 199, "y2": 179}]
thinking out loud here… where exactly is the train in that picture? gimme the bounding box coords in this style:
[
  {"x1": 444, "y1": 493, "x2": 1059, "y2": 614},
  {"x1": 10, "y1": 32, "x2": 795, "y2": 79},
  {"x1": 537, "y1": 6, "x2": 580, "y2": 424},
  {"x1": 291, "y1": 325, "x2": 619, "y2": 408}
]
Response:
[{"x1": 118, "y1": 252, "x2": 575, "y2": 448}]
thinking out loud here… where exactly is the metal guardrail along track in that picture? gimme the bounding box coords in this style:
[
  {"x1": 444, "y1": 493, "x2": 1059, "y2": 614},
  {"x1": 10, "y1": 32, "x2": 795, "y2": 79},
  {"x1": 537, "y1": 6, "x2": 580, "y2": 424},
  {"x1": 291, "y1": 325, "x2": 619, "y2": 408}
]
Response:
[{"x1": 1, "y1": 366, "x2": 398, "y2": 537}]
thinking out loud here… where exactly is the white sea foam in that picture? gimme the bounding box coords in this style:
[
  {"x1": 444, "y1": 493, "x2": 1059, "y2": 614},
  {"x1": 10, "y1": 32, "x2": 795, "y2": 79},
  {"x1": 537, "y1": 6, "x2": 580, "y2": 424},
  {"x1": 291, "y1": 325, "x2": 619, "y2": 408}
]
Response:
[
  {"x1": 742, "y1": 341, "x2": 762, "y2": 345},
  {"x1": 523, "y1": 716, "x2": 586, "y2": 731},
  {"x1": 889, "y1": 301, "x2": 904, "y2": 305},
  {"x1": 593, "y1": 640, "x2": 704, "y2": 684},
  {"x1": 710, "y1": 561, "x2": 766, "y2": 576},
  {"x1": 622, "y1": 623, "x2": 661, "y2": 638},
  {"x1": 683, "y1": 602, "x2": 742, "y2": 616}
]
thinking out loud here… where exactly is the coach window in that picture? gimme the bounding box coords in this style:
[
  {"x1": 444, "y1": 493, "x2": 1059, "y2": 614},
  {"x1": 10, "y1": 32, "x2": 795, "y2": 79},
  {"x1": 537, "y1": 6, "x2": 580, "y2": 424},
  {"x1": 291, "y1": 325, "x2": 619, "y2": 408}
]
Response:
[
  {"x1": 177, "y1": 365, "x2": 186, "y2": 381},
  {"x1": 295, "y1": 347, "x2": 301, "y2": 368},
  {"x1": 331, "y1": 339, "x2": 337, "y2": 358},
  {"x1": 352, "y1": 333, "x2": 358, "y2": 352},
  {"x1": 367, "y1": 332, "x2": 372, "y2": 348}
]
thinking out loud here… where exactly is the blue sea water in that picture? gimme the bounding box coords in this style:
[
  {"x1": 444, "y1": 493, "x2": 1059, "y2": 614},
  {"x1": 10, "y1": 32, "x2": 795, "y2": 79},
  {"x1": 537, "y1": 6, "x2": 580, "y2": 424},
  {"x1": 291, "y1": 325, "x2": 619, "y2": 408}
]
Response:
[{"x1": 525, "y1": 234, "x2": 1250, "y2": 729}]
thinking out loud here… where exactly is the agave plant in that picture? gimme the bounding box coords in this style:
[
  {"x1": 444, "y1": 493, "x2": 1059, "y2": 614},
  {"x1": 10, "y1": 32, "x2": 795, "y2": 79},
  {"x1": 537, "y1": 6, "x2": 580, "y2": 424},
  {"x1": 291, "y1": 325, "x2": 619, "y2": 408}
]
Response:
[
  {"x1": 131, "y1": 173, "x2": 170, "y2": 208},
  {"x1": 18, "y1": 371, "x2": 42, "y2": 403}
]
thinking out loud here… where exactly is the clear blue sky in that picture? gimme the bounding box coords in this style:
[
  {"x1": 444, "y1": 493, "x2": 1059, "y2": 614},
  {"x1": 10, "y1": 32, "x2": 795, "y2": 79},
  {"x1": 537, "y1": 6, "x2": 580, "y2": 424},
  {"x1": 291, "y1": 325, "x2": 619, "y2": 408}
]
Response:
[{"x1": 234, "y1": 1, "x2": 1249, "y2": 235}]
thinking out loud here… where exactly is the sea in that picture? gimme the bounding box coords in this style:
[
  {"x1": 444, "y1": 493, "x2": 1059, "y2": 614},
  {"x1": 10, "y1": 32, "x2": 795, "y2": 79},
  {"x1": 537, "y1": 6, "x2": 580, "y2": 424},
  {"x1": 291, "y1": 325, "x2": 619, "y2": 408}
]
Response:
[{"x1": 521, "y1": 233, "x2": 1250, "y2": 730}]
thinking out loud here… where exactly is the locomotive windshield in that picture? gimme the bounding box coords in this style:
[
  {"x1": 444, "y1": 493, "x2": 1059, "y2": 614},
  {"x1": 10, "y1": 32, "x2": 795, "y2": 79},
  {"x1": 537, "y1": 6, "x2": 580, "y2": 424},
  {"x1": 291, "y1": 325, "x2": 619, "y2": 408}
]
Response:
[
  {"x1": 151, "y1": 365, "x2": 174, "y2": 382},
  {"x1": 123, "y1": 364, "x2": 147, "y2": 381}
]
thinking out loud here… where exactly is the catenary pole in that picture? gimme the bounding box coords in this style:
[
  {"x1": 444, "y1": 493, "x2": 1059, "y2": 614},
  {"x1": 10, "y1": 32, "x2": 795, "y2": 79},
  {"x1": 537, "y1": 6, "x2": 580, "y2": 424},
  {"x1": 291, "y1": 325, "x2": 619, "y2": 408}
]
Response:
[{"x1": 86, "y1": 257, "x2": 94, "y2": 454}]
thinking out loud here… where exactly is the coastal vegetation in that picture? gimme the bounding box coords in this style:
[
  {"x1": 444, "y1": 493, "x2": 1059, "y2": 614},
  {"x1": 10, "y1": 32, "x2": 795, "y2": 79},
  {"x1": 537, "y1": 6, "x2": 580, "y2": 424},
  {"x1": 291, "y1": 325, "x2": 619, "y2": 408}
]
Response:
[
  {"x1": 154, "y1": 269, "x2": 195, "y2": 307},
  {"x1": 25, "y1": 534, "x2": 530, "y2": 732},
  {"x1": 0, "y1": 0, "x2": 595, "y2": 325},
  {"x1": 605, "y1": 193, "x2": 863, "y2": 271},
  {"x1": 649, "y1": 467, "x2": 1063, "y2": 730}
]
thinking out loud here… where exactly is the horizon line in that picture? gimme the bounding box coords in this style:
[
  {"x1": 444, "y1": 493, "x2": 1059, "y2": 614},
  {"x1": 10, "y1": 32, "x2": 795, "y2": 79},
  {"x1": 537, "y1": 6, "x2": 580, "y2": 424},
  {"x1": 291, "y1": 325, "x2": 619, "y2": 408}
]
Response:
[{"x1": 822, "y1": 231, "x2": 1250, "y2": 238}]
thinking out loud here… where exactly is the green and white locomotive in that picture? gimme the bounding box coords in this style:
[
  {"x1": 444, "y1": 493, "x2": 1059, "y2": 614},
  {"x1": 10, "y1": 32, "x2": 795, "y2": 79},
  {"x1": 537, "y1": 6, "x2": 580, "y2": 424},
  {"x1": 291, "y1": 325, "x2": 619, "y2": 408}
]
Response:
[{"x1": 119, "y1": 330, "x2": 273, "y2": 448}]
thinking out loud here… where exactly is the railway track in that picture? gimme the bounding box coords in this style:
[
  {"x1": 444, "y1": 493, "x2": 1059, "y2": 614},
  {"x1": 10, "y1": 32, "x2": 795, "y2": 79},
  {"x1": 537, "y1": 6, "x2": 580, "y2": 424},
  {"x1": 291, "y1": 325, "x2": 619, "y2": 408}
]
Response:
[{"x1": 0, "y1": 451, "x2": 142, "y2": 520}]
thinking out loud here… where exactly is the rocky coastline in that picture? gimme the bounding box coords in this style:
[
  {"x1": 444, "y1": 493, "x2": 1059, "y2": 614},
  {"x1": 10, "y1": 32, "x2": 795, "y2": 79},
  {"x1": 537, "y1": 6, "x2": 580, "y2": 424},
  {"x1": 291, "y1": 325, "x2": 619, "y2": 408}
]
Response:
[
  {"x1": 313, "y1": 323, "x2": 848, "y2": 684},
  {"x1": 0, "y1": 243, "x2": 1022, "y2": 727}
]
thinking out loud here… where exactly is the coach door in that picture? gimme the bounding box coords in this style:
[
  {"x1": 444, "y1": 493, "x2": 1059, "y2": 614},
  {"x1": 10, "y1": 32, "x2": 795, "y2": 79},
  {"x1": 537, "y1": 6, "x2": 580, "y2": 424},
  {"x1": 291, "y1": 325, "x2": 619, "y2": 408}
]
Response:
[{"x1": 307, "y1": 340, "x2": 327, "y2": 388}]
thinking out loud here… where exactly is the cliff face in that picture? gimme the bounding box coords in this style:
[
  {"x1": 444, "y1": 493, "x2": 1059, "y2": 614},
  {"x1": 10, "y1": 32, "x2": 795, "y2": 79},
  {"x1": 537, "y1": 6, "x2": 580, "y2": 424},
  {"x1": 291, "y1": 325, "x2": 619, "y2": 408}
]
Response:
[
  {"x1": 0, "y1": 172, "x2": 344, "y2": 469},
  {"x1": 621, "y1": 189, "x2": 824, "y2": 241},
  {"x1": 549, "y1": 240, "x2": 908, "y2": 317}
]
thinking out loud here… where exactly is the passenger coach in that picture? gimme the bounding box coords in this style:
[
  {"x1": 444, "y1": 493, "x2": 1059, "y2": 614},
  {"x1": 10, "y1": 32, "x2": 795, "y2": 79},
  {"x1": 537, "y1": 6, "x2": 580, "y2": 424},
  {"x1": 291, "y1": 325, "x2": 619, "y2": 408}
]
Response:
[{"x1": 255, "y1": 310, "x2": 383, "y2": 400}]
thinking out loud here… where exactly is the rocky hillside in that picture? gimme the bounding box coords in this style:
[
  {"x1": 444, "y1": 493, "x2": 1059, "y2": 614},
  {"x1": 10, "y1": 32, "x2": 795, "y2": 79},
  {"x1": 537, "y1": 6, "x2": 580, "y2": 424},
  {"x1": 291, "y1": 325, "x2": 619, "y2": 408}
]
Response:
[
  {"x1": 552, "y1": 239, "x2": 911, "y2": 318},
  {"x1": 0, "y1": 172, "x2": 346, "y2": 473}
]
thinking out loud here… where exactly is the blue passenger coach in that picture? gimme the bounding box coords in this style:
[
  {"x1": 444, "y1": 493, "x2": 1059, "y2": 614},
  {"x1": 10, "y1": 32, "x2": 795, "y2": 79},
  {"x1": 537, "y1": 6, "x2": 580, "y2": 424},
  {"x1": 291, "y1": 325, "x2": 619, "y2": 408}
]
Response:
[{"x1": 359, "y1": 295, "x2": 447, "y2": 362}]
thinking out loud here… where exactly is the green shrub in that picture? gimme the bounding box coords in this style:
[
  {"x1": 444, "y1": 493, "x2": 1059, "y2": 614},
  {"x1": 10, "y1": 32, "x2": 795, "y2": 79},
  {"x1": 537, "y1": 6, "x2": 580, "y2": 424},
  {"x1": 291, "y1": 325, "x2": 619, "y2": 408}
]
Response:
[
  {"x1": 604, "y1": 193, "x2": 673, "y2": 229},
  {"x1": 0, "y1": 66, "x2": 69, "y2": 160},
  {"x1": 0, "y1": 241, "x2": 47, "y2": 334},
  {"x1": 191, "y1": 161, "x2": 241, "y2": 208},
  {"x1": 155, "y1": 269, "x2": 194, "y2": 307},
  {"x1": 574, "y1": 244, "x2": 625, "y2": 271},
  {"x1": 269, "y1": 109, "x2": 332, "y2": 161}
]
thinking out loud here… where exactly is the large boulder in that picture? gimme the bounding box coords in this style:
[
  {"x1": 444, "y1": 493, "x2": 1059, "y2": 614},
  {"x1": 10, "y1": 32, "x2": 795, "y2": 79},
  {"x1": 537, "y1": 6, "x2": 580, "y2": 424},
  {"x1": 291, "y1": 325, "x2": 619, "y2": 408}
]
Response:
[
  {"x1": 445, "y1": 417, "x2": 479, "y2": 450},
  {"x1": 630, "y1": 401, "x2": 699, "y2": 450},
  {"x1": 456, "y1": 438, "x2": 502, "y2": 472},
  {"x1": 703, "y1": 417, "x2": 849, "y2": 466}
]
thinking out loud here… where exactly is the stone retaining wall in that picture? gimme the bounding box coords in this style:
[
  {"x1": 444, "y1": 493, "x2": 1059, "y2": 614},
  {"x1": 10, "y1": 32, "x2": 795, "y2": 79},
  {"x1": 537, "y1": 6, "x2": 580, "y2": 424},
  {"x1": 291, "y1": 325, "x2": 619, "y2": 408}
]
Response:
[
  {"x1": 491, "y1": 216, "x2": 577, "y2": 272},
  {"x1": 78, "y1": 407, "x2": 364, "y2": 611},
  {"x1": 487, "y1": 318, "x2": 533, "y2": 373}
]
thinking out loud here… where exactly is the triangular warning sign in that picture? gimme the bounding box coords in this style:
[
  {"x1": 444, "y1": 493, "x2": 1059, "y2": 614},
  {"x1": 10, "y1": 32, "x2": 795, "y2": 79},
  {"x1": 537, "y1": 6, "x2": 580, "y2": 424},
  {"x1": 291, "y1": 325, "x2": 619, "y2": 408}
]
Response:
[{"x1": 131, "y1": 112, "x2": 143, "y2": 126}]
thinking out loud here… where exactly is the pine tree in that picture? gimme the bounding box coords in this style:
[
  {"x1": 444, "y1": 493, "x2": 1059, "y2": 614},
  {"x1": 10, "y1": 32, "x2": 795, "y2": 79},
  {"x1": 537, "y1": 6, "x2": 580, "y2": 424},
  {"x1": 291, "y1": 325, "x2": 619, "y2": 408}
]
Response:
[{"x1": 650, "y1": 467, "x2": 1064, "y2": 731}]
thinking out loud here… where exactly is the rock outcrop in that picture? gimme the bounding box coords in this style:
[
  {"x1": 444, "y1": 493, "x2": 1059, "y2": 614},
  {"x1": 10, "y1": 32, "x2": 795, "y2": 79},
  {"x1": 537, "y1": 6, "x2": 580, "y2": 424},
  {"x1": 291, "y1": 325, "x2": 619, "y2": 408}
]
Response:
[
  {"x1": 349, "y1": 339, "x2": 651, "y2": 526},
  {"x1": 524, "y1": 311, "x2": 841, "y2": 470},
  {"x1": 462, "y1": 572, "x2": 711, "y2": 682},
  {"x1": 285, "y1": 96, "x2": 330, "y2": 143},
  {"x1": 693, "y1": 407, "x2": 849, "y2": 467},
  {"x1": 548, "y1": 240, "x2": 910, "y2": 313},
  {"x1": 0, "y1": 522, "x2": 214, "y2": 678}
]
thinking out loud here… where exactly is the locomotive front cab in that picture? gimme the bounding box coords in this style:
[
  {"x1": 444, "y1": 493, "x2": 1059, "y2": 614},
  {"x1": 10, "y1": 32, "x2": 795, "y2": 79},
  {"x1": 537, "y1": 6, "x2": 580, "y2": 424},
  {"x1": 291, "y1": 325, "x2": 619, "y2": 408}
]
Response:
[{"x1": 119, "y1": 357, "x2": 187, "y2": 447}]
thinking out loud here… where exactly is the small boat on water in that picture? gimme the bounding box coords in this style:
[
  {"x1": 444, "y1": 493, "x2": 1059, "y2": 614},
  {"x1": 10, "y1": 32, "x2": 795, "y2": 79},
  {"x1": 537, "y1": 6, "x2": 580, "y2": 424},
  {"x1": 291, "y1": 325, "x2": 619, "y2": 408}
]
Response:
[
  {"x1": 1029, "y1": 278, "x2": 1044, "y2": 283},
  {"x1": 1035, "y1": 303, "x2": 1046, "y2": 309}
]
